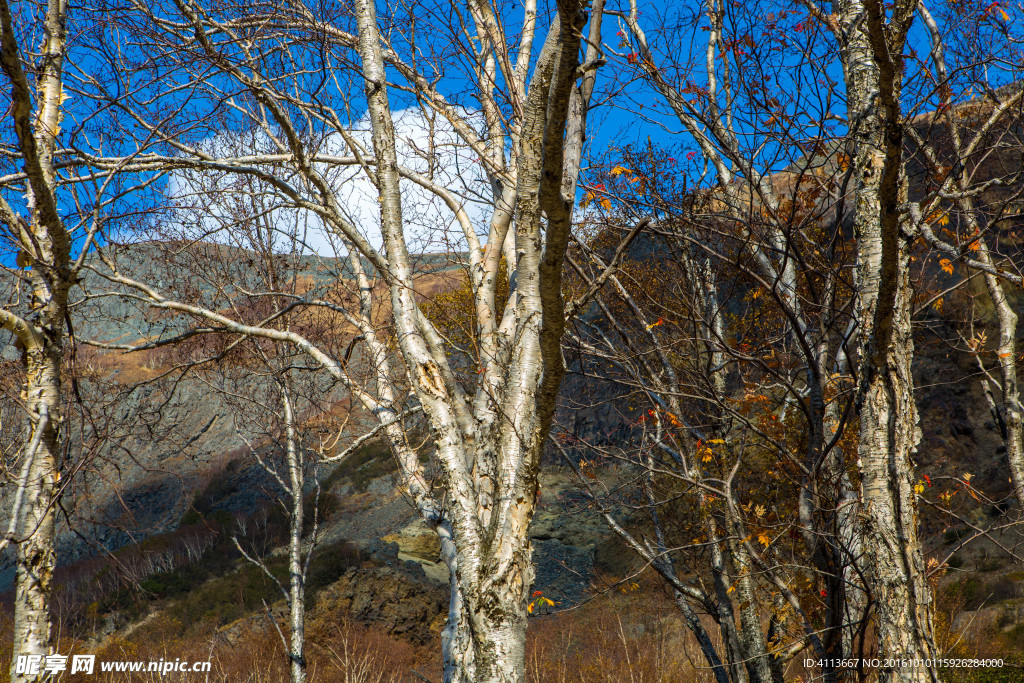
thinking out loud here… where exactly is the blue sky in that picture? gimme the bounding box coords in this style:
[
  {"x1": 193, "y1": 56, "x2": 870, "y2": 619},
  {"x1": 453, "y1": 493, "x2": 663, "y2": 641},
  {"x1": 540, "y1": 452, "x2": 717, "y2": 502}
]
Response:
[{"x1": 3, "y1": 0, "x2": 1024, "y2": 268}]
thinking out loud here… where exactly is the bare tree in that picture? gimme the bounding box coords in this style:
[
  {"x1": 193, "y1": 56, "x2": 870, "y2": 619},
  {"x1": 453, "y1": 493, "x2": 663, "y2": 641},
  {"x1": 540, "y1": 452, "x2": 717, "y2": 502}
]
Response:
[
  {"x1": 907, "y1": 3, "x2": 1024, "y2": 510},
  {"x1": 227, "y1": 368, "x2": 319, "y2": 683},
  {"x1": 562, "y1": 143, "x2": 862, "y2": 682},
  {"x1": 77, "y1": 0, "x2": 631, "y2": 678},
  {"x1": 577, "y1": 0, "x2": 1024, "y2": 678},
  {"x1": 0, "y1": 0, "x2": 94, "y2": 674}
]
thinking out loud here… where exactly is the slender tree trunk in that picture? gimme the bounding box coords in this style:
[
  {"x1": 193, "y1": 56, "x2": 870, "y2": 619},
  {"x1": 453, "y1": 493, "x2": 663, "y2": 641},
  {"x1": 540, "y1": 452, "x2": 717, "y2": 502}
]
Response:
[
  {"x1": 1, "y1": 0, "x2": 70, "y2": 673},
  {"x1": 976, "y1": 252, "x2": 1024, "y2": 507},
  {"x1": 10, "y1": 345, "x2": 60, "y2": 683},
  {"x1": 348, "y1": 0, "x2": 584, "y2": 675},
  {"x1": 841, "y1": 0, "x2": 939, "y2": 677},
  {"x1": 282, "y1": 392, "x2": 306, "y2": 683},
  {"x1": 854, "y1": 241, "x2": 937, "y2": 680}
]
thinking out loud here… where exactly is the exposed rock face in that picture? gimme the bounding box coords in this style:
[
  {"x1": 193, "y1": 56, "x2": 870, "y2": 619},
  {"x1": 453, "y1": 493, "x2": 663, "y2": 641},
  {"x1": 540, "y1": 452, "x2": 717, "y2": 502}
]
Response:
[
  {"x1": 311, "y1": 566, "x2": 447, "y2": 644},
  {"x1": 383, "y1": 520, "x2": 447, "y2": 583}
]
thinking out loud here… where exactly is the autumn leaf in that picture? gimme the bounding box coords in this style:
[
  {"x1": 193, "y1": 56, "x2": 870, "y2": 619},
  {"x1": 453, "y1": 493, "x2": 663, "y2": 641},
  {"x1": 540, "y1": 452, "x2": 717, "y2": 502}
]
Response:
[
  {"x1": 939, "y1": 258, "x2": 954, "y2": 275},
  {"x1": 758, "y1": 532, "x2": 771, "y2": 548},
  {"x1": 645, "y1": 317, "x2": 664, "y2": 331},
  {"x1": 926, "y1": 208, "x2": 950, "y2": 226},
  {"x1": 609, "y1": 165, "x2": 632, "y2": 176}
]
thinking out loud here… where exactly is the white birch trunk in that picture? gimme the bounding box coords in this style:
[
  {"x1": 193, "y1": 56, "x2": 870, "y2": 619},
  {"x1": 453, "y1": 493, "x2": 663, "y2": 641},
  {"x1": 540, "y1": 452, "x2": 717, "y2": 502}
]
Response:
[
  {"x1": 282, "y1": 391, "x2": 306, "y2": 683},
  {"x1": 839, "y1": 0, "x2": 939, "y2": 677},
  {"x1": 0, "y1": 0, "x2": 70, "y2": 676},
  {"x1": 10, "y1": 347, "x2": 60, "y2": 682},
  {"x1": 349, "y1": 0, "x2": 586, "y2": 678}
]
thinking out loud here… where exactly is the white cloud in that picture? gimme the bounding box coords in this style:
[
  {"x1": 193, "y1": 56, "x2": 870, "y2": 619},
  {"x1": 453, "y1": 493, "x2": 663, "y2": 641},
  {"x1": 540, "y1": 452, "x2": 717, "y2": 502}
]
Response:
[{"x1": 164, "y1": 108, "x2": 493, "y2": 258}]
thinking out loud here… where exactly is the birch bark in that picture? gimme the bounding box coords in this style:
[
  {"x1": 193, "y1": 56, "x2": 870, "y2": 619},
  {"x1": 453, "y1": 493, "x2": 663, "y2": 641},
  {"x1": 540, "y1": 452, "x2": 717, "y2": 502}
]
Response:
[
  {"x1": 838, "y1": 0, "x2": 939, "y2": 677},
  {"x1": 0, "y1": 0, "x2": 71, "y2": 676},
  {"x1": 350, "y1": 0, "x2": 586, "y2": 678}
]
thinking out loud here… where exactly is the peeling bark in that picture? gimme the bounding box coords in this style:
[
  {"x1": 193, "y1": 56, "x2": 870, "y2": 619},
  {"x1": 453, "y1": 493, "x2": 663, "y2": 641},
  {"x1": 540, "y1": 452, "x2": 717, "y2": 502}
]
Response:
[
  {"x1": 838, "y1": 0, "x2": 939, "y2": 677},
  {"x1": 0, "y1": 0, "x2": 71, "y2": 676}
]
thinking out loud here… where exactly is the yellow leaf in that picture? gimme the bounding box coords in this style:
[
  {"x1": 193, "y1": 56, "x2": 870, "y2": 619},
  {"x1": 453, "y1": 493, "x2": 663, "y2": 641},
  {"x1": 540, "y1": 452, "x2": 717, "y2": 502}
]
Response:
[
  {"x1": 598, "y1": 197, "x2": 611, "y2": 211},
  {"x1": 707, "y1": 439, "x2": 725, "y2": 444},
  {"x1": 939, "y1": 258, "x2": 954, "y2": 275},
  {"x1": 727, "y1": 585, "x2": 736, "y2": 594},
  {"x1": 758, "y1": 532, "x2": 771, "y2": 547},
  {"x1": 963, "y1": 472, "x2": 973, "y2": 482},
  {"x1": 754, "y1": 504, "x2": 766, "y2": 518},
  {"x1": 609, "y1": 165, "x2": 632, "y2": 176},
  {"x1": 1000, "y1": 7, "x2": 1010, "y2": 21},
  {"x1": 527, "y1": 603, "x2": 534, "y2": 614},
  {"x1": 914, "y1": 483, "x2": 924, "y2": 495},
  {"x1": 938, "y1": 213, "x2": 950, "y2": 226}
]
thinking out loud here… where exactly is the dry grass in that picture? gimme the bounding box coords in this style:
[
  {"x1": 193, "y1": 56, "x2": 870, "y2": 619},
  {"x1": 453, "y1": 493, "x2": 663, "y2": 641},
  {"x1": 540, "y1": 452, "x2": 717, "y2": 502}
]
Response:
[
  {"x1": 49, "y1": 615, "x2": 433, "y2": 682},
  {"x1": 526, "y1": 582, "x2": 725, "y2": 683}
]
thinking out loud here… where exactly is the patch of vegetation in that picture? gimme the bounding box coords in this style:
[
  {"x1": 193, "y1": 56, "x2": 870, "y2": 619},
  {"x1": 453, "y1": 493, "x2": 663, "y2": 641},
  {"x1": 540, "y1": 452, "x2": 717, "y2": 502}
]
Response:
[
  {"x1": 945, "y1": 527, "x2": 972, "y2": 545},
  {"x1": 193, "y1": 457, "x2": 245, "y2": 514},
  {"x1": 145, "y1": 535, "x2": 370, "y2": 635},
  {"x1": 163, "y1": 559, "x2": 289, "y2": 633},
  {"x1": 321, "y1": 440, "x2": 398, "y2": 492},
  {"x1": 979, "y1": 556, "x2": 1008, "y2": 573},
  {"x1": 305, "y1": 540, "x2": 367, "y2": 601},
  {"x1": 1007, "y1": 624, "x2": 1024, "y2": 650},
  {"x1": 945, "y1": 577, "x2": 984, "y2": 611},
  {"x1": 940, "y1": 667, "x2": 1024, "y2": 683}
]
